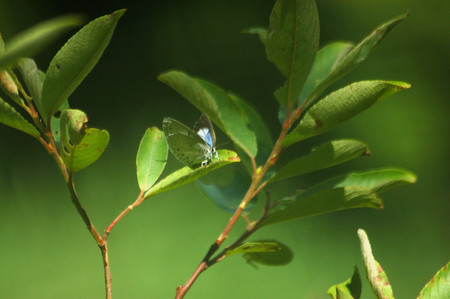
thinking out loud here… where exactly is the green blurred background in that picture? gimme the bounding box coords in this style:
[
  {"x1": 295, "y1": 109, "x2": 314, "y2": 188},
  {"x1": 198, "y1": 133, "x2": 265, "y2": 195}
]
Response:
[{"x1": 0, "y1": 0, "x2": 448, "y2": 298}]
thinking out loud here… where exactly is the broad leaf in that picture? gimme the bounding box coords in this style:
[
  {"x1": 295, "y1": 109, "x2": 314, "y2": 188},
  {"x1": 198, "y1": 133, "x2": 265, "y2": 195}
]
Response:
[
  {"x1": 231, "y1": 240, "x2": 293, "y2": 267},
  {"x1": 198, "y1": 164, "x2": 254, "y2": 213},
  {"x1": 358, "y1": 229, "x2": 394, "y2": 299},
  {"x1": 143, "y1": 149, "x2": 240, "y2": 199},
  {"x1": 41, "y1": 10, "x2": 125, "y2": 123},
  {"x1": 260, "y1": 168, "x2": 416, "y2": 227},
  {"x1": 62, "y1": 128, "x2": 109, "y2": 172},
  {"x1": 0, "y1": 96, "x2": 40, "y2": 137},
  {"x1": 136, "y1": 127, "x2": 168, "y2": 192},
  {"x1": 418, "y1": 261, "x2": 450, "y2": 299},
  {"x1": 271, "y1": 139, "x2": 369, "y2": 182},
  {"x1": 158, "y1": 70, "x2": 257, "y2": 157},
  {"x1": 303, "y1": 13, "x2": 409, "y2": 115},
  {"x1": 0, "y1": 15, "x2": 83, "y2": 68},
  {"x1": 283, "y1": 80, "x2": 411, "y2": 148},
  {"x1": 267, "y1": 0, "x2": 319, "y2": 107},
  {"x1": 17, "y1": 58, "x2": 46, "y2": 115},
  {"x1": 278, "y1": 42, "x2": 354, "y2": 124},
  {"x1": 327, "y1": 266, "x2": 361, "y2": 299}
]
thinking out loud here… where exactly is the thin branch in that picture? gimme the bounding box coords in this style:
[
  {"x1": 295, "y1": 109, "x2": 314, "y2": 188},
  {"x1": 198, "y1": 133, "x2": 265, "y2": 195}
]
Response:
[{"x1": 100, "y1": 243, "x2": 112, "y2": 299}]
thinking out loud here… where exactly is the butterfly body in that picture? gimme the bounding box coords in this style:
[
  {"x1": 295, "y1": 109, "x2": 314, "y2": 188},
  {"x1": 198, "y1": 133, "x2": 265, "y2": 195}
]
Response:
[{"x1": 163, "y1": 114, "x2": 217, "y2": 168}]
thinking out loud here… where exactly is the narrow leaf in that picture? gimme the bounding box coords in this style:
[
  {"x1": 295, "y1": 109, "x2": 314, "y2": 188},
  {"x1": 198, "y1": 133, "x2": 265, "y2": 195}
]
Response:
[
  {"x1": 271, "y1": 139, "x2": 369, "y2": 182},
  {"x1": 0, "y1": 15, "x2": 84, "y2": 68},
  {"x1": 143, "y1": 149, "x2": 240, "y2": 199},
  {"x1": 225, "y1": 241, "x2": 281, "y2": 257},
  {"x1": 243, "y1": 26, "x2": 268, "y2": 45},
  {"x1": 418, "y1": 261, "x2": 450, "y2": 299},
  {"x1": 260, "y1": 186, "x2": 381, "y2": 227},
  {"x1": 158, "y1": 70, "x2": 257, "y2": 157},
  {"x1": 358, "y1": 229, "x2": 394, "y2": 299},
  {"x1": 0, "y1": 96, "x2": 40, "y2": 137},
  {"x1": 260, "y1": 168, "x2": 416, "y2": 227},
  {"x1": 303, "y1": 13, "x2": 409, "y2": 115},
  {"x1": 283, "y1": 80, "x2": 411, "y2": 147},
  {"x1": 17, "y1": 58, "x2": 46, "y2": 115},
  {"x1": 266, "y1": 0, "x2": 319, "y2": 106},
  {"x1": 136, "y1": 127, "x2": 168, "y2": 192},
  {"x1": 62, "y1": 128, "x2": 109, "y2": 172},
  {"x1": 327, "y1": 266, "x2": 362, "y2": 299},
  {"x1": 41, "y1": 10, "x2": 125, "y2": 123}
]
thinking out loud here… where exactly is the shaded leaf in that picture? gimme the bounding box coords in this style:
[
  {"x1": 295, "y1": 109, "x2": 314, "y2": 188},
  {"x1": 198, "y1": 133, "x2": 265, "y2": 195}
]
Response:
[
  {"x1": 0, "y1": 96, "x2": 40, "y2": 137},
  {"x1": 143, "y1": 149, "x2": 240, "y2": 199},
  {"x1": 158, "y1": 70, "x2": 257, "y2": 157},
  {"x1": 303, "y1": 13, "x2": 409, "y2": 115},
  {"x1": 17, "y1": 58, "x2": 46, "y2": 115},
  {"x1": 136, "y1": 127, "x2": 168, "y2": 192},
  {"x1": 243, "y1": 26, "x2": 267, "y2": 45},
  {"x1": 327, "y1": 266, "x2": 361, "y2": 299},
  {"x1": 50, "y1": 100, "x2": 69, "y2": 144},
  {"x1": 60, "y1": 109, "x2": 88, "y2": 146},
  {"x1": 358, "y1": 229, "x2": 394, "y2": 299},
  {"x1": 0, "y1": 15, "x2": 84, "y2": 68},
  {"x1": 283, "y1": 80, "x2": 411, "y2": 148},
  {"x1": 271, "y1": 139, "x2": 369, "y2": 182},
  {"x1": 418, "y1": 261, "x2": 450, "y2": 299},
  {"x1": 235, "y1": 240, "x2": 293, "y2": 268},
  {"x1": 267, "y1": 0, "x2": 319, "y2": 106},
  {"x1": 260, "y1": 168, "x2": 416, "y2": 227},
  {"x1": 62, "y1": 128, "x2": 109, "y2": 172},
  {"x1": 41, "y1": 10, "x2": 125, "y2": 123},
  {"x1": 198, "y1": 164, "x2": 254, "y2": 213}
]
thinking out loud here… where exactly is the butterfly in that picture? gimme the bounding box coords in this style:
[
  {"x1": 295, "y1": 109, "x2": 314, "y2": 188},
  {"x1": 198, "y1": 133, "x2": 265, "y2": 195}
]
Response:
[{"x1": 163, "y1": 114, "x2": 218, "y2": 168}]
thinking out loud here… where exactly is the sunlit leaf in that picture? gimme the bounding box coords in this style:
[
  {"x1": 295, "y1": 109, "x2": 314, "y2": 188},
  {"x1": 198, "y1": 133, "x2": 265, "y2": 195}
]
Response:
[
  {"x1": 41, "y1": 10, "x2": 125, "y2": 123},
  {"x1": 60, "y1": 109, "x2": 88, "y2": 146},
  {"x1": 158, "y1": 70, "x2": 257, "y2": 157},
  {"x1": 283, "y1": 80, "x2": 411, "y2": 148},
  {"x1": 143, "y1": 149, "x2": 240, "y2": 199},
  {"x1": 0, "y1": 15, "x2": 84, "y2": 68},
  {"x1": 358, "y1": 229, "x2": 394, "y2": 299},
  {"x1": 327, "y1": 266, "x2": 361, "y2": 299},
  {"x1": 303, "y1": 13, "x2": 409, "y2": 116},
  {"x1": 62, "y1": 128, "x2": 109, "y2": 172},
  {"x1": 271, "y1": 139, "x2": 369, "y2": 182},
  {"x1": 267, "y1": 0, "x2": 319, "y2": 107},
  {"x1": 136, "y1": 127, "x2": 168, "y2": 192},
  {"x1": 0, "y1": 96, "x2": 39, "y2": 137},
  {"x1": 418, "y1": 261, "x2": 450, "y2": 299},
  {"x1": 260, "y1": 168, "x2": 416, "y2": 227}
]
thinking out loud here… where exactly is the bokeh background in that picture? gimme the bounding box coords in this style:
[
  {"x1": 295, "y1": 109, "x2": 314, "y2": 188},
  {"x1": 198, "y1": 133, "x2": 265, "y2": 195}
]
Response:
[{"x1": 0, "y1": 0, "x2": 448, "y2": 298}]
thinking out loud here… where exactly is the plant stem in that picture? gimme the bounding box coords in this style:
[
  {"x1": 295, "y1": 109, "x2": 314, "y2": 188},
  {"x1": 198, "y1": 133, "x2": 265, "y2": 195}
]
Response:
[{"x1": 100, "y1": 243, "x2": 112, "y2": 299}]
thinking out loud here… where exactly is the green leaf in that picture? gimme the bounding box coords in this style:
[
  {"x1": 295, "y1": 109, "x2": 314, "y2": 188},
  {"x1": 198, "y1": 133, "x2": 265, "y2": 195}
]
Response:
[
  {"x1": 40, "y1": 9, "x2": 125, "y2": 123},
  {"x1": 60, "y1": 109, "x2": 88, "y2": 146},
  {"x1": 243, "y1": 26, "x2": 267, "y2": 45},
  {"x1": 230, "y1": 240, "x2": 294, "y2": 268},
  {"x1": 260, "y1": 168, "x2": 416, "y2": 227},
  {"x1": 271, "y1": 139, "x2": 369, "y2": 182},
  {"x1": 198, "y1": 164, "x2": 254, "y2": 213},
  {"x1": 327, "y1": 266, "x2": 362, "y2": 299},
  {"x1": 267, "y1": 0, "x2": 319, "y2": 106},
  {"x1": 62, "y1": 128, "x2": 109, "y2": 172},
  {"x1": 228, "y1": 92, "x2": 273, "y2": 170},
  {"x1": 358, "y1": 229, "x2": 394, "y2": 299},
  {"x1": 158, "y1": 70, "x2": 257, "y2": 157},
  {"x1": 0, "y1": 15, "x2": 84, "y2": 68},
  {"x1": 143, "y1": 149, "x2": 240, "y2": 199},
  {"x1": 303, "y1": 13, "x2": 409, "y2": 115},
  {"x1": 0, "y1": 96, "x2": 40, "y2": 137},
  {"x1": 418, "y1": 261, "x2": 450, "y2": 299},
  {"x1": 283, "y1": 80, "x2": 411, "y2": 148},
  {"x1": 50, "y1": 100, "x2": 69, "y2": 144},
  {"x1": 17, "y1": 58, "x2": 46, "y2": 115},
  {"x1": 136, "y1": 127, "x2": 168, "y2": 192}
]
